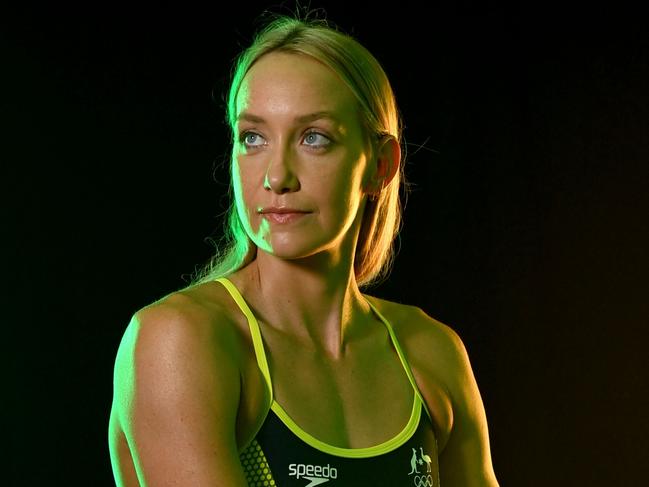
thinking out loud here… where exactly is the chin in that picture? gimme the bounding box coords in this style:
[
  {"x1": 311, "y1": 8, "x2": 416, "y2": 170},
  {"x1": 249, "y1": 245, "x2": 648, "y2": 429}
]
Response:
[{"x1": 256, "y1": 235, "x2": 333, "y2": 261}]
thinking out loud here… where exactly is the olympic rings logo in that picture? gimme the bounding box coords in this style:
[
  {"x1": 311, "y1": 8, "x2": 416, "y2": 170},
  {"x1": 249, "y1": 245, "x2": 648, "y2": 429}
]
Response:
[{"x1": 413, "y1": 474, "x2": 434, "y2": 487}]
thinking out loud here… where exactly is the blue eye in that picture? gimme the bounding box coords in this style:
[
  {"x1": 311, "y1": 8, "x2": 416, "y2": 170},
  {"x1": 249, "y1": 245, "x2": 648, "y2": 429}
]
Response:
[
  {"x1": 241, "y1": 132, "x2": 266, "y2": 148},
  {"x1": 303, "y1": 131, "x2": 331, "y2": 148}
]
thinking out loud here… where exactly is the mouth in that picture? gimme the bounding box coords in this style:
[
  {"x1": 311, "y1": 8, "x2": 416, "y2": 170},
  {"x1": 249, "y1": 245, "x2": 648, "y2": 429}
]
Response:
[{"x1": 258, "y1": 207, "x2": 312, "y2": 224}]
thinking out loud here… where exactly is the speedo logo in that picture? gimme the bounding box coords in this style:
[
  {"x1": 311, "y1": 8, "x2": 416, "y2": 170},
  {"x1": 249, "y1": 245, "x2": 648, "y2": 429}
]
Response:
[{"x1": 288, "y1": 463, "x2": 338, "y2": 486}]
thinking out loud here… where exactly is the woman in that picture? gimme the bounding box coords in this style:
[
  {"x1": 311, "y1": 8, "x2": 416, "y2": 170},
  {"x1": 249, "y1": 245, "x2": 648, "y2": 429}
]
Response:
[{"x1": 108, "y1": 14, "x2": 499, "y2": 487}]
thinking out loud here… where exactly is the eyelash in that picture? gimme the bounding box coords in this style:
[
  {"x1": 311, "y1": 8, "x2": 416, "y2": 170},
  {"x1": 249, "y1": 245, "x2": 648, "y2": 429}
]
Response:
[
  {"x1": 302, "y1": 131, "x2": 331, "y2": 148},
  {"x1": 238, "y1": 130, "x2": 332, "y2": 150},
  {"x1": 240, "y1": 131, "x2": 265, "y2": 148}
]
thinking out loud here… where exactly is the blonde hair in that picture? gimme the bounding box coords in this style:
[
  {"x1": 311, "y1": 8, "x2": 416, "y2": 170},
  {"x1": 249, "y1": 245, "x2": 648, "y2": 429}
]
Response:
[{"x1": 191, "y1": 14, "x2": 405, "y2": 288}]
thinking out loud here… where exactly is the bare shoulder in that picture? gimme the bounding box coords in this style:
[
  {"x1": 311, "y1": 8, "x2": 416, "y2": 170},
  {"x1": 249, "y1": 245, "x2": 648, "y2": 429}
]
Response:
[
  {"x1": 111, "y1": 283, "x2": 244, "y2": 397},
  {"x1": 127, "y1": 282, "x2": 244, "y2": 360},
  {"x1": 109, "y1": 281, "x2": 249, "y2": 486},
  {"x1": 365, "y1": 295, "x2": 499, "y2": 486},
  {"x1": 364, "y1": 295, "x2": 469, "y2": 382},
  {"x1": 365, "y1": 294, "x2": 456, "y2": 337},
  {"x1": 111, "y1": 280, "x2": 246, "y2": 426}
]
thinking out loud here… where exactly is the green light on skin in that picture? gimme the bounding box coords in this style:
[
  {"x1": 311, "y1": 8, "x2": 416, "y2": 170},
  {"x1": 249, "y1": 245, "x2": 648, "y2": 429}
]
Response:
[
  {"x1": 231, "y1": 209, "x2": 253, "y2": 263},
  {"x1": 256, "y1": 217, "x2": 272, "y2": 252},
  {"x1": 232, "y1": 158, "x2": 273, "y2": 254}
]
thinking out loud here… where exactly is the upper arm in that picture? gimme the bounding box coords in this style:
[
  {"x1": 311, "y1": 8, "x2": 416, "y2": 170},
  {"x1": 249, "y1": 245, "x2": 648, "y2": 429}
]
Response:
[
  {"x1": 436, "y1": 325, "x2": 499, "y2": 487},
  {"x1": 109, "y1": 300, "x2": 248, "y2": 487}
]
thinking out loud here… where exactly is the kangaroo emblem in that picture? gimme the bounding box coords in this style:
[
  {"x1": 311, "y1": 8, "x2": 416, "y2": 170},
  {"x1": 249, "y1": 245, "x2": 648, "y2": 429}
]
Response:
[{"x1": 408, "y1": 447, "x2": 420, "y2": 474}]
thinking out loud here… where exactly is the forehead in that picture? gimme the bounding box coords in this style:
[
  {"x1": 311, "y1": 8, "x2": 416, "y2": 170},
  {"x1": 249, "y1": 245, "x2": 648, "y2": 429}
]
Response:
[{"x1": 235, "y1": 51, "x2": 361, "y2": 124}]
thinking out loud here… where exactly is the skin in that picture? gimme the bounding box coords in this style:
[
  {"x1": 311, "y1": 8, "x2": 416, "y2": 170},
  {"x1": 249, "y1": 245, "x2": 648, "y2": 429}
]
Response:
[
  {"x1": 229, "y1": 51, "x2": 397, "y2": 356},
  {"x1": 108, "y1": 50, "x2": 499, "y2": 487}
]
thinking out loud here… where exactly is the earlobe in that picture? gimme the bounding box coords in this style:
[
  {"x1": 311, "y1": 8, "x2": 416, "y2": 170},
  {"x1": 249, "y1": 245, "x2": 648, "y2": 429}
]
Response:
[{"x1": 367, "y1": 135, "x2": 401, "y2": 195}]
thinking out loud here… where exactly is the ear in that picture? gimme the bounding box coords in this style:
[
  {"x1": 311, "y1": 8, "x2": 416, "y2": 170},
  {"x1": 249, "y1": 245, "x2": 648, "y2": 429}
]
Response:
[{"x1": 365, "y1": 135, "x2": 401, "y2": 195}]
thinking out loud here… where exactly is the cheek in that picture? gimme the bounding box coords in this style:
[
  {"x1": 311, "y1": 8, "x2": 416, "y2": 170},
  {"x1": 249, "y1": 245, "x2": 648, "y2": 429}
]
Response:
[
  {"x1": 232, "y1": 160, "x2": 245, "y2": 208},
  {"x1": 320, "y1": 158, "x2": 367, "y2": 209},
  {"x1": 231, "y1": 159, "x2": 272, "y2": 252},
  {"x1": 232, "y1": 160, "x2": 257, "y2": 229}
]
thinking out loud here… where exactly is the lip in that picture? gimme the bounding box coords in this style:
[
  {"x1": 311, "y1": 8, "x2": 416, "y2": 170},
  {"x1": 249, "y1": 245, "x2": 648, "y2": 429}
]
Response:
[
  {"x1": 258, "y1": 207, "x2": 311, "y2": 214},
  {"x1": 258, "y1": 207, "x2": 312, "y2": 224}
]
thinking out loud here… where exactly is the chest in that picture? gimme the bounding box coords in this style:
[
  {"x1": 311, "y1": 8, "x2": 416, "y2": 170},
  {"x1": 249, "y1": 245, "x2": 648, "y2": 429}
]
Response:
[{"x1": 235, "y1": 322, "x2": 451, "y2": 452}]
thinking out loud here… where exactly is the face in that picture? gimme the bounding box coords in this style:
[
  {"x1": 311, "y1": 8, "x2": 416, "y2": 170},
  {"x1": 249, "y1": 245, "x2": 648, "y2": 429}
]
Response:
[{"x1": 232, "y1": 51, "x2": 375, "y2": 262}]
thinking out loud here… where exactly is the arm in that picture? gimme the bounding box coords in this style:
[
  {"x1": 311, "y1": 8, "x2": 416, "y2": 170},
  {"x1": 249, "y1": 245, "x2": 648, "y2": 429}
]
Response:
[
  {"x1": 438, "y1": 327, "x2": 499, "y2": 487},
  {"x1": 108, "y1": 300, "x2": 248, "y2": 487}
]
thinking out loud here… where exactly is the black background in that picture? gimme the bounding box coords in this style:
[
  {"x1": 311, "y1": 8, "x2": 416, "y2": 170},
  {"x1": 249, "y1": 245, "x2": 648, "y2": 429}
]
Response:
[{"x1": 5, "y1": 2, "x2": 648, "y2": 486}]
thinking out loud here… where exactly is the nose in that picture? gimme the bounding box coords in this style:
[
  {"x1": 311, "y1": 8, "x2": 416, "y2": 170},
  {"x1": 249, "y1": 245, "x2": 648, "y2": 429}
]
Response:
[{"x1": 264, "y1": 147, "x2": 300, "y2": 194}]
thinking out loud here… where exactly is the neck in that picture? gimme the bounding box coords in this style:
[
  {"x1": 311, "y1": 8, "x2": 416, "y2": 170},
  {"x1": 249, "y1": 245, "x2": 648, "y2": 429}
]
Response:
[{"x1": 232, "y1": 247, "x2": 371, "y2": 359}]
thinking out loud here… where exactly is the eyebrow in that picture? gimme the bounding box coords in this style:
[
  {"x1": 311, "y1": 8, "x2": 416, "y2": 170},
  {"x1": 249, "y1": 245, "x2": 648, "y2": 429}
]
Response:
[{"x1": 236, "y1": 111, "x2": 341, "y2": 124}]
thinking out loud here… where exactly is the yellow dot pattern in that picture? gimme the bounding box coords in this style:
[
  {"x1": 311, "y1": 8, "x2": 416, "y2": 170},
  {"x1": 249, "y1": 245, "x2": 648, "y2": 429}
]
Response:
[{"x1": 240, "y1": 439, "x2": 277, "y2": 486}]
